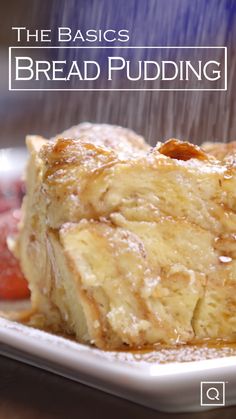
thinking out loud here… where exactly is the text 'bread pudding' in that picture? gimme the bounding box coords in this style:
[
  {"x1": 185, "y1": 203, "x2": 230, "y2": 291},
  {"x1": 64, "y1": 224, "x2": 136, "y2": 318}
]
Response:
[{"x1": 14, "y1": 124, "x2": 236, "y2": 349}]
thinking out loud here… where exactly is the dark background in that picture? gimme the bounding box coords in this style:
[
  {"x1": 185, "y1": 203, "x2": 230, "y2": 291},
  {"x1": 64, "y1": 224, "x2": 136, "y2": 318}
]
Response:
[
  {"x1": 0, "y1": 0, "x2": 236, "y2": 148},
  {"x1": 0, "y1": 355, "x2": 236, "y2": 419}
]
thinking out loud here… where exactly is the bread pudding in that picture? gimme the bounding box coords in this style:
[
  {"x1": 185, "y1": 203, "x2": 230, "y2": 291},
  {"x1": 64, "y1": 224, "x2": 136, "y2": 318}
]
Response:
[
  {"x1": 13, "y1": 124, "x2": 236, "y2": 349},
  {"x1": 202, "y1": 141, "x2": 236, "y2": 161}
]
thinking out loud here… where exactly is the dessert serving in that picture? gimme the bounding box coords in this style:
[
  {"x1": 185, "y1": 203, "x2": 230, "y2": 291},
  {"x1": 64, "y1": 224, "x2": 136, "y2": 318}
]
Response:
[{"x1": 12, "y1": 123, "x2": 236, "y2": 350}]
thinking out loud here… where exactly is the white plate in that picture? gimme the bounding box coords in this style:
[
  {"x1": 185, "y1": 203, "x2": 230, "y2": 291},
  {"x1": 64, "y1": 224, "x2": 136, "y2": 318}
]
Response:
[
  {"x1": 0, "y1": 148, "x2": 236, "y2": 413},
  {"x1": 0, "y1": 147, "x2": 28, "y2": 179}
]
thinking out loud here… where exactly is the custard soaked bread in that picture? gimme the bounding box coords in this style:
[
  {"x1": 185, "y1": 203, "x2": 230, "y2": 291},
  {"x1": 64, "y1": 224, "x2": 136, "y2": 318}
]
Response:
[
  {"x1": 202, "y1": 141, "x2": 236, "y2": 161},
  {"x1": 14, "y1": 125, "x2": 236, "y2": 349}
]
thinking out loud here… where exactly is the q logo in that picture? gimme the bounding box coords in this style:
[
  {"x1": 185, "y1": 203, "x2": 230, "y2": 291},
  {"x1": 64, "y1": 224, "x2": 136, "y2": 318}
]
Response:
[{"x1": 200, "y1": 382, "x2": 225, "y2": 406}]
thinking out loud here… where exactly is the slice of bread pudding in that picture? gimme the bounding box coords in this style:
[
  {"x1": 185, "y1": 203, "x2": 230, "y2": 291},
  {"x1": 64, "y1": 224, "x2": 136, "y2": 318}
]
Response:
[{"x1": 14, "y1": 125, "x2": 236, "y2": 349}]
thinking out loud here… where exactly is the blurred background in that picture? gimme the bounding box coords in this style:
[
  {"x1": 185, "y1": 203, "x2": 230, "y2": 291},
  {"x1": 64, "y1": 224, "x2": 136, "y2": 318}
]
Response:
[{"x1": 0, "y1": 0, "x2": 235, "y2": 148}]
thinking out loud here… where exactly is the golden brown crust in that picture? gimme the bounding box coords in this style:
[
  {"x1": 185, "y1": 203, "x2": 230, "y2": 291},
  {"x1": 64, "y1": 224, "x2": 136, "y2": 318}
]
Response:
[
  {"x1": 52, "y1": 122, "x2": 149, "y2": 156},
  {"x1": 158, "y1": 139, "x2": 210, "y2": 161},
  {"x1": 14, "y1": 127, "x2": 236, "y2": 349}
]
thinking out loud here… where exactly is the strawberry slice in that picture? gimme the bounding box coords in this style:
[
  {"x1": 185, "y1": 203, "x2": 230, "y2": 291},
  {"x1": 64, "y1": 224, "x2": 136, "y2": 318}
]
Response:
[{"x1": 0, "y1": 210, "x2": 30, "y2": 300}]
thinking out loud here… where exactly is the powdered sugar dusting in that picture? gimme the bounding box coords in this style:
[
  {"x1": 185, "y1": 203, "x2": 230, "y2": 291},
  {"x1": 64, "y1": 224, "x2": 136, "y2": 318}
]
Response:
[{"x1": 101, "y1": 343, "x2": 236, "y2": 365}]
